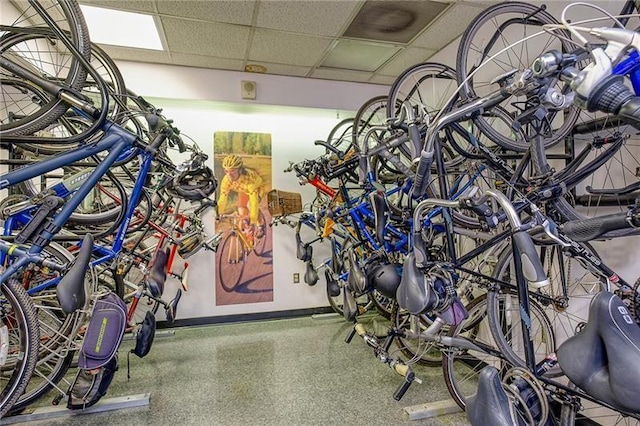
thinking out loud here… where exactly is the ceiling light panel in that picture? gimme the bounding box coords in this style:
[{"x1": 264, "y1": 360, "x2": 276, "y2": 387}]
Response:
[
  {"x1": 321, "y1": 40, "x2": 400, "y2": 72},
  {"x1": 344, "y1": 0, "x2": 449, "y2": 44},
  {"x1": 79, "y1": 1, "x2": 155, "y2": 14},
  {"x1": 79, "y1": 5, "x2": 163, "y2": 50}
]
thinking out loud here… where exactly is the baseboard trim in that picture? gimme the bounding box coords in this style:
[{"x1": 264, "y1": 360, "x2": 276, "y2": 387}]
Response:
[{"x1": 156, "y1": 306, "x2": 335, "y2": 329}]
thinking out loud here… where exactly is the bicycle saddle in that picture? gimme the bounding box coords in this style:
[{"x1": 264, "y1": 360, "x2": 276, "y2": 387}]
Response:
[
  {"x1": 466, "y1": 366, "x2": 520, "y2": 426},
  {"x1": 347, "y1": 250, "x2": 368, "y2": 295},
  {"x1": 147, "y1": 247, "x2": 169, "y2": 298},
  {"x1": 304, "y1": 260, "x2": 318, "y2": 286},
  {"x1": 57, "y1": 233, "x2": 93, "y2": 313},
  {"x1": 368, "y1": 191, "x2": 387, "y2": 248},
  {"x1": 295, "y1": 232, "x2": 312, "y2": 262},
  {"x1": 557, "y1": 291, "x2": 640, "y2": 413},
  {"x1": 396, "y1": 252, "x2": 440, "y2": 315}
]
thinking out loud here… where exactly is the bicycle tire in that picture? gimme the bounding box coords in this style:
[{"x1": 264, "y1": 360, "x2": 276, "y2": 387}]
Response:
[
  {"x1": 529, "y1": 130, "x2": 640, "y2": 238},
  {"x1": 9, "y1": 243, "x2": 88, "y2": 411},
  {"x1": 442, "y1": 292, "x2": 553, "y2": 411},
  {"x1": 0, "y1": 281, "x2": 40, "y2": 418},
  {"x1": 391, "y1": 304, "x2": 443, "y2": 367},
  {"x1": 0, "y1": 0, "x2": 91, "y2": 136},
  {"x1": 253, "y1": 209, "x2": 269, "y2": 257},
  {"x1": 217, "y1": 231, "x2": 246, "y2": 292},
  {"x1": 442, "y1": 293, "x2": 507, "y2": 410},
  {"x1": 12, "y1": 41, "x2": 127, "y2": 151},
  {"x1": 455, "y1": 1, "x2": 578, "y2": 150},
  {"x1": 386, "y1": 62, "x2": 464, "y2": 165},
  {"x1": 13, "y1": 150, "x2": 133, "y2": 229},
  {"x1": 487, "y1": 241, "x2": 602, "y2": 368}
]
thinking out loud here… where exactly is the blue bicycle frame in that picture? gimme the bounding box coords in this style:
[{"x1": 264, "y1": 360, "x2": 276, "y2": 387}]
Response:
[
  {"x1": 613, "y1": 49, "x2": 640, "y2": 93},
  {"x1": 0, "y1": 120, "x2": 158, "y2": 295}
]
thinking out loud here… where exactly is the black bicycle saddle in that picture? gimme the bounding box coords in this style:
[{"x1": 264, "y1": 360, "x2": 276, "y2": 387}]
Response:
[
  {"x1": 466, "y1": 366, "x2": 520, "y2": 426},
  {"x1": 147, "y1": 247, "x2": 169, "y2": 298},
  {"x1": 557, "y1": 291, "x2": 640, "y2": 413},
  {"x1": 368, "y1": 191, "x2": 387, "y2": 248},
  {"x1": 57, "y1": 233, "x2": 93, "y2": 313}
]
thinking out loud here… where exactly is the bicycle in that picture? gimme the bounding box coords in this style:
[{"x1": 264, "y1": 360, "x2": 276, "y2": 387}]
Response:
[{"x1": 215, "y1": 209, "x2": 268, "y2": 293}]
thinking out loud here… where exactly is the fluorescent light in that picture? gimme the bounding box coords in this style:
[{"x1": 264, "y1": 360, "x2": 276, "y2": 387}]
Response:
[{"x1": 79, "y1": 5, "x2": 163, "y2": 50}]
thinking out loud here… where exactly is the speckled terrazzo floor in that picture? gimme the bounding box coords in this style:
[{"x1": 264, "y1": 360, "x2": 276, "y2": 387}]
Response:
[{"x1": 6, "y1": 314, "x2": 471, "y2": 426}]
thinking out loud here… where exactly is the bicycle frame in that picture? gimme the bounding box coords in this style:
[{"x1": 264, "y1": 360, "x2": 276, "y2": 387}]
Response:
[{"x1": 0, "y1": 120, "x2": 165, "y2": 296}]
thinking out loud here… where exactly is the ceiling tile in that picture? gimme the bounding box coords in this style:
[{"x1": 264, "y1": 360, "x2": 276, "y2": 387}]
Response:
[
  {"x1": 170, "y1": 53, "x2": 244, "y2": 71},
  {"x1": 256, "y1": 0, "x2": 360, "y2": 37},
  {"x1": 311, "y1": 68, "x2": 375, "y2": 83},
  {"x1": 321, "y1": 40, "x2": 400, "y2": 72},
  {"x1": 99, "y1": 44, "x2": 171, "y2": 62},
  {"x1": 368, "y1": 74, "x2": 396, "y2": 85},
  {"x1": 161, "y1": 17, "x2": 251, "y2": 59},
  {"x1": 156, "y1": 0, "x2": 256, "y2": 25},
  {"x1": 248, "y1": 29, "x2": 332, "y2": 66},
  {"x1": 344, "y1": 0, "x2": 449, "y2": 44},
  {"x1": 79, "y1": 0, "x2": 156, "y2": 13},
  {"x1": 252, "y1": 62, "x2": 312, "y2": 78},
  {"x1": 377, "y1": 46, "x2": 436, "y2": 76},
  {"x1": 411, "y1": 3, "x2": 480, "y2": 50}
]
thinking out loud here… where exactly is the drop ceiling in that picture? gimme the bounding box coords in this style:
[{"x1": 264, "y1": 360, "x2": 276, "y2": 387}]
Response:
[{"x1": 79, "y1": 0, "x2": 501, "y2": 86}]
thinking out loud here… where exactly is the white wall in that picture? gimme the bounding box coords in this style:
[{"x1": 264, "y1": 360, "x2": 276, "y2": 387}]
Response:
[{"x1": 116, "y1": 62, "x2": 390, "y2": 319}]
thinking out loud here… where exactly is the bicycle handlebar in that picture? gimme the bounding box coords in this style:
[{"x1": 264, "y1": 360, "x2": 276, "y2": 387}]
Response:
[{"x1": 560, "y1": 207, "x2": 640, "y2": 241}]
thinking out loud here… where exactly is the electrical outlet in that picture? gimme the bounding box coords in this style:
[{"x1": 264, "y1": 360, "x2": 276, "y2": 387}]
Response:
[{"x1": 293, "y1": 273, "x2": 300, "y2": 283}]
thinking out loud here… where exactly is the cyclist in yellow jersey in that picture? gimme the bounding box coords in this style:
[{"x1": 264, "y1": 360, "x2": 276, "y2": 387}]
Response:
[{"x1": 217, "y1": 154, "x2": 265, "y2": 238}]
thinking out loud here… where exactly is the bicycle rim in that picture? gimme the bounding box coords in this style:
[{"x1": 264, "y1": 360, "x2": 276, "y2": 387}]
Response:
[
  {"x1": 455, "y1": 1, "x2": 576, "y2": 150},
  {"x1": 0, "y1": 281, "x2": 40, "y2": 418},
  {"x1": 0, "y1": 0, "x2": 91, "y2": 136},
  {"x1": 488, "y1": 242, "x2": 602, "y2": 367},
  {"x1": 217, "y1": 232, "x2": 245, "y2": 292}
]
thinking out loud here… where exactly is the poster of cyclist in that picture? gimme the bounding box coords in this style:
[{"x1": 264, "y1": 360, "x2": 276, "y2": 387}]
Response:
[{"x1": 213, "y1": 131, "x2": 273, "y2": 306}]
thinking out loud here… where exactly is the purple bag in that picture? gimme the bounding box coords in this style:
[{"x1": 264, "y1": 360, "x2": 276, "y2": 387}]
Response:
[
  {"x1": 78, "y1": 291, "x2": 127, "y2": 369},
  {"x1": 67, "y1": 292, "x2": 126, "y2": 409}
]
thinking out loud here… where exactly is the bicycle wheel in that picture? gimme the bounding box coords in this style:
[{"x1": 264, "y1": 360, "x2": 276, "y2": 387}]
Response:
[
  {"x1": 487, "y1": 241, "x2": 600, "y2": 367},
  {"x1": 0, "y1": 0, "x2": 91, "y2": 136},
  {"x1": 0, "y1": 280, "x2": 40, "y2": 418},
  {"x1": 327, "y1": 118, "x2": 357, "y2": 156},
  {"x1": 369, "y1": 290, "x2": 394, "y2": 320},
  {"x1": 456, "y1": 1, "x2": 578, "y2": 150},
  {"x1": 529, "y1": 127, "x2": 640, "y2": 238},
  {"x1": 354, "y1": 95, "x2": 413, "y2": 183},
  {"x1": 9, "y1": 243, "x2": 88, "y2": 412},
  {"x1": 391, "y1": 305, "x2": 443, "y2": 367},
  {"x1": 386, "y1": 62, "x2": 467, "y2": 166},
  {"x1": 253, "y1": 209, "x2": 269, "y2": 257},
  {"x1": 12, "y1": 41, "x2": 127, "y2": 150},
  {"x1": 217, "y1": 231, "x2": 246, "y2": 292},
  {"x1": 12, "y1": 152, "x2": 131, "y2": 229},
  {"x1": 442, "y1": 294, "x2": 509, "y2": 410},
  {"x1": 559, "y1": 383, "x2": 640, "y2": 426},
  {"x1": 442, "y1": 293, "x2": 553, "y2": 410}
]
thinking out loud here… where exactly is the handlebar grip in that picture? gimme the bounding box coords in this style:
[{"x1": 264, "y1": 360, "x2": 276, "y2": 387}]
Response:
[
  {"x1": 314, "y1": 140, "x2": 344, "y2": 159},
  {"x1": 411, "y1": 150, "x2": 433, "y2": 198},
  {"x1": 512, "y1": 231, "x2": 549, "y2": 289},
  {"x1": 393, "y1": 368, "x2": 414, "y2": 401},
  {"x1": 617, "y1": 96, "x2": 640, "y2": 128},
  {"x1": 560, "y1": 212, "x2": 632, "y2": 241}
]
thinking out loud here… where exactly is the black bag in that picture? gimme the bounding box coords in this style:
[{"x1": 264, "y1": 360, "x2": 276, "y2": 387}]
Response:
[
  {"x1": 67, "y1": 291, "x2": 126, "y2": 409},
  {"x1": 132, "y1": 310, "x2": 156, "y2": 358},
  {"x1": 67, "y1": 357, "x2": 119, "y2": 410}
]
